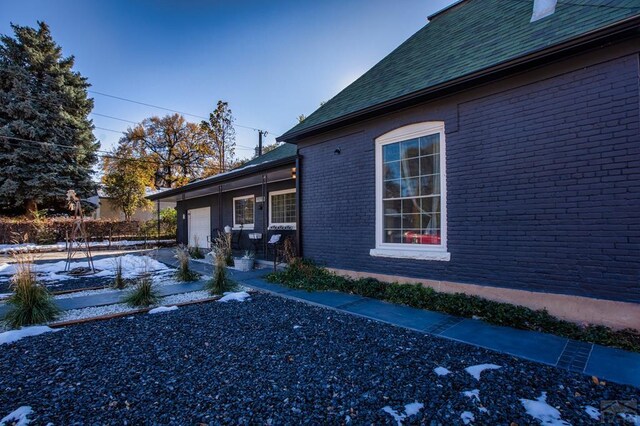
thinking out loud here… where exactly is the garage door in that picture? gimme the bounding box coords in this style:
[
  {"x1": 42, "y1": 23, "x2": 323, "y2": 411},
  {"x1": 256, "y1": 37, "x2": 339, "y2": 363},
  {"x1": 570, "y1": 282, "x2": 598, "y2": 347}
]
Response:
[{"x1": 187, "y1": 207, "x2": 210, "y2": 248}]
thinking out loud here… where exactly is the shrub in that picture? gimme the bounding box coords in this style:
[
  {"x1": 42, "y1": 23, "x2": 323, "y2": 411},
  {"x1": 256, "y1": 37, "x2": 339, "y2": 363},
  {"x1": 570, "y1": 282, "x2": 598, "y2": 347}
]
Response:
[
  {"x1": 4, "y1": 255, "x2": 59, "y2": 328},
  {"x1": 269, "y1": 260, "x2": 640, "y2": 353},
  {"x1": 123, "y1": 274, "x2": 159, "y2": 307},
  {"x1": 174, "y1": 245, "x2": 200, "y2": 282}
]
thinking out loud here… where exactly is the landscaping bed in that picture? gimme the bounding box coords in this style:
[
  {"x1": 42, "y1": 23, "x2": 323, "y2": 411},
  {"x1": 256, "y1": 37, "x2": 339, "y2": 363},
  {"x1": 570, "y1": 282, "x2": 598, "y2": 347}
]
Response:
[
  {"x1": 267, "y1": 260, "x2": 640, "y2": 353},
  {"x1": 0, "y1": 293, "x2": 638, "y2": 425}
]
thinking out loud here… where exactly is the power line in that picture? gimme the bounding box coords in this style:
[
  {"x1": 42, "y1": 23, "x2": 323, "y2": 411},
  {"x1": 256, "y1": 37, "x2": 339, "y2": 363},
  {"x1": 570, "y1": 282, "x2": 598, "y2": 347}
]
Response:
[{"x1": 88, "y1": 90, "x2": 275, "y2": 134}]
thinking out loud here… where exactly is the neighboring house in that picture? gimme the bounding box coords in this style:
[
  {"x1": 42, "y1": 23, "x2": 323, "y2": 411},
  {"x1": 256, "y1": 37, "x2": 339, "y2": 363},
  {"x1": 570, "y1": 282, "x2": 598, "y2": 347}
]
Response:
[
  {"x1": 91, "y1": 188, "x2": 175, "y2": 221},
  {"x1": 147, "y1": 143, "x2": 298, "y2": 254},
  {"x1": 277, "y1": 0, "x2": 640, "y2": 328}
]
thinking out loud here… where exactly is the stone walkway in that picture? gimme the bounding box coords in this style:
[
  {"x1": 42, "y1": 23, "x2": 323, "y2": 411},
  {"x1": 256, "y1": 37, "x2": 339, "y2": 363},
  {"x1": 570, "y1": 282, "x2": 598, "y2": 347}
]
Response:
[{"x1": 1, "y1": 249, "x2": 638, "y2": 388}]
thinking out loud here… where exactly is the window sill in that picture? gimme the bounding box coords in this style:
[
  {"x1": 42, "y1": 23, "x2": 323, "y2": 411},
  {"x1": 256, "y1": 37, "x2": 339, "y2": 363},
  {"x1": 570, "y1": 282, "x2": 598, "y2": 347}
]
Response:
[
  {"x1": 268, "y1": 225, "x2": 296, "y2": 231},
  {"x1": 232, "y1": 225, "x2": 254, "y2": 231},
  {"x1": 369, "y1": 248, "x2": 451, "y2": 261}
]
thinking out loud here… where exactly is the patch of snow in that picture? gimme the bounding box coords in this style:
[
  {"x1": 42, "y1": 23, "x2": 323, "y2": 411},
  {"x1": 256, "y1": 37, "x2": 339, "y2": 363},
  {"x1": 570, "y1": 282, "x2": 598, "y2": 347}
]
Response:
[
  {"x1": 463, "y1": 389, "x2": 480, "y2": 403},
  {"x1": 519, "y1": 392, "x2": 570, "y2": 426},
  {"x1": 217, "y1": 291, "x2": 251, "y2": 303},
  {"x1": 148, "y1": 305, "x2": 178, "y2": 314},
  {"x1": 461, "y1": 411, "x2": 475, "y2": 425},
  {"x1": 434, "y1": 366, "x2": 451, "y2": 376},
  {"x1": 293, "y1": 325, "x2": 302, "y2": 330},
  {"x1": 584, "y1": 406, "x2": 600, "y2": 420},
  {"x1": 0, "y1": 255, "x2": 169, "y2": 282},
  {"x1": 478, "y1": 407, "x2": 488, "y2": 414},
  {"x1": 381, "y1": 402, "x2": 424, "y2": 426},
  {"x1": 0, "y1": 326, "x2": 60, "y2": 346},
  {"x1": 465, "y1": 363, "x2": 501, "y2": 380},
  {"x1": 619, "y1": 413, "x2": 640, "y2": 426},
  {"x1": 0, "y1": 406, "x2": 33, "y2": 426}
]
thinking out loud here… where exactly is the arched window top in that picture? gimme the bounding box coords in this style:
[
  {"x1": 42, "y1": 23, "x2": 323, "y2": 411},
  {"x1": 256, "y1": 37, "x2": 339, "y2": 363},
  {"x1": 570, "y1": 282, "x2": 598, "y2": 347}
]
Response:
[{"x1": 376, "y1": 122, "x2": 445, "y2": 145}]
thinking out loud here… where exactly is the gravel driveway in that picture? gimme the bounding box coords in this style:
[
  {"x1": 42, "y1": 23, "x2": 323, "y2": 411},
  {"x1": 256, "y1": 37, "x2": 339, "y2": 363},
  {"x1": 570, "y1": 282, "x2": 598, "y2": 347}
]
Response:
[{"x1": 0, "y1": 293, "x2": 637, "y2": 425}]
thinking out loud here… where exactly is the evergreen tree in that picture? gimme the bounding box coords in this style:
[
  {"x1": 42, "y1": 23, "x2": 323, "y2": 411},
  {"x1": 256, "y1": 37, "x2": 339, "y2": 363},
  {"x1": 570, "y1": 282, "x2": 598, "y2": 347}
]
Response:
[
  {"x1": 201, "y1": 101, "x2": 236, "y2": 176},
  {"x1": 0, "y1": 22, "x2": 99, "y2": 216}
]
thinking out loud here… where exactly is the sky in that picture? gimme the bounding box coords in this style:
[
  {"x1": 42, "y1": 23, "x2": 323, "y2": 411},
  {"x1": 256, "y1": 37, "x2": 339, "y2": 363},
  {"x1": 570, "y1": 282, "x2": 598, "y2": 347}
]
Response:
[{"x1": 1, "y1": 0, "x2": 452, "y2": 161}]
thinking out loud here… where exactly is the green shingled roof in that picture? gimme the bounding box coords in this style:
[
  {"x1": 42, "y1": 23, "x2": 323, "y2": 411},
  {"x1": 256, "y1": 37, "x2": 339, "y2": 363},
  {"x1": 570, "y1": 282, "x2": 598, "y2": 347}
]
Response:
[
  {"x1": 241, "y1": 142, "x2": 297, "y2": 167},
  {"x1": 280, "y1": 0, "x2": 640, "y2": 141}
]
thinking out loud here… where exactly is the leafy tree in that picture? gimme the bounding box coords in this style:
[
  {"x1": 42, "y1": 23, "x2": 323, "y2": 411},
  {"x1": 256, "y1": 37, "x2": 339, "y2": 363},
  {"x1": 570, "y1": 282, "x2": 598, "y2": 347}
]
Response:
[
  {"x1": 0, "y1": 22, "x2": 99, "y2": 216},
  {"x1": 121, "y1": 113, "x2": 210, "y2": 188},
  {"x1": 200, "y1": 101, "x2": 236, "y2": 176},
  {"x1": 102, "y1": 145, "x2": 154, "y2": 221}
]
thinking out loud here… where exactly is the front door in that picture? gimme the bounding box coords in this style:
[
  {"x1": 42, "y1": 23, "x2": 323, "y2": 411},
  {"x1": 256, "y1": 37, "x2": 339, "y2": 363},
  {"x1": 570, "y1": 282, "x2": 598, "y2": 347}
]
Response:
[{"x1": 187, "y1": 207, "x2": 210, "y2": 248}]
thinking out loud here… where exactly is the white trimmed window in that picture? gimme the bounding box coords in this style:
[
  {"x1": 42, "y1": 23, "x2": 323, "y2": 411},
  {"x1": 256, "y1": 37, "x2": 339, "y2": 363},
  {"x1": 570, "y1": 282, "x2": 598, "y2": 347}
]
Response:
[
  {"x1": 370, "y1": 122, "x2": 450, "y2": 261},
  {"x1": 233, "y1": 195, "x2": 255, "y2": 230},
  {"x1": 269, "y1": 189, "x2": 296, "y2": 229}
]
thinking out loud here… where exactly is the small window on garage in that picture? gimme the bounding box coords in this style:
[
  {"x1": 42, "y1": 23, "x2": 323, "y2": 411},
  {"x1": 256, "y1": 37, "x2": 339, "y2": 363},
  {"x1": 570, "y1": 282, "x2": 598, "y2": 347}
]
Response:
[{"x1": 233, "y1": 195, "x2": 255, "y2": 230}]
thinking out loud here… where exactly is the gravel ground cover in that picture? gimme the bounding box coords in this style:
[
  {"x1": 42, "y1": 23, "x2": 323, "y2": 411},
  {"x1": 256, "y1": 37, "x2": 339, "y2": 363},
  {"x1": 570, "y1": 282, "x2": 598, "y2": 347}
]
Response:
[{"x1": 0, "y1": 293, "x2": 638, "y2": 425}]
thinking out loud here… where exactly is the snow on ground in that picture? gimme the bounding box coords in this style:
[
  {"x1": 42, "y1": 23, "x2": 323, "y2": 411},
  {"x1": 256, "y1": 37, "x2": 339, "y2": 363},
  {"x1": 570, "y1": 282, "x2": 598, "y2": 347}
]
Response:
[
  {"x1": 519, "y1": 392, "x2": 570, "y2": 426},
  {"x1": 460, "y1": 411, "x2": 475, "y2": 425},
  {"x1": 464, "y1": 363, "x2": 501, "y2": 380},
  {"x1": 0, "y1": 255, "x2": 169, "y2": 282},
  {"x1": 217, "y1": 291, "x2": 251, "y2": 303},
  {"x1": 148, "y1": 306, "x2": 178, "y2": 314},
  {"x1": 0, "y1": 406, "x2": 33, "y2": 426},
  {"x1": 584, "y1": 406, "x2": 600, "y2": 420},
  {"x1": 619, "y1": 413, "x2": 640, "y2": 425},
  {"x1": 55, "y1": 291, "x2": 212, "y2": 323},
  {"x1": 0, "y1": 240, "x2": 174, "y2": 254},
  {"x1": 381, "y1": 402, "x2": 424, "y2": 426},
  {"x1": 0, "y1": 326, "x2": 60, "y2": 346},
  {"x1": 433, "y1": 366, "x2": 451, "y2": 376},
  {"x1": 462, "y1": 389, "x2": 480, "y2": 403}
]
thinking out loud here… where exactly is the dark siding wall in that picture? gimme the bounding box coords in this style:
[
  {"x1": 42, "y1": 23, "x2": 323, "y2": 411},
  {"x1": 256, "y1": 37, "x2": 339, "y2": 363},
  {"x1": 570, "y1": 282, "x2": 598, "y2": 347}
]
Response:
[
  {"x1": 298, "y1": 49, "x2": 640, "y2": 303},
  {"x1": 176, "y1": 179, "x2": 296, "y2": 251}
]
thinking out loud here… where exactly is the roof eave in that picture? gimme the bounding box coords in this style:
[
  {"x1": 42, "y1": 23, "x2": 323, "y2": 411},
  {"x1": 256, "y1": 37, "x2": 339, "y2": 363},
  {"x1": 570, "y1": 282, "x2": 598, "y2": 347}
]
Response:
[
  {"x1": 277, "y1": 15, "x2": 640, "y2": 143},
  {"x1": 146, "y1": 155, "x2": 297, "y2": 201}
]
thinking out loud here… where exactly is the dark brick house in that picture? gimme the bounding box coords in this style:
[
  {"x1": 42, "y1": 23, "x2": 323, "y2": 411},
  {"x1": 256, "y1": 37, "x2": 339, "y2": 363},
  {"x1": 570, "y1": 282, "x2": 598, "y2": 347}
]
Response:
[
  {"x1": 277, "y1": 0, "x2": 640, "y2": 328},
  {"x1": 148, "y1": 143, "x2": 298, "y2": 258}
]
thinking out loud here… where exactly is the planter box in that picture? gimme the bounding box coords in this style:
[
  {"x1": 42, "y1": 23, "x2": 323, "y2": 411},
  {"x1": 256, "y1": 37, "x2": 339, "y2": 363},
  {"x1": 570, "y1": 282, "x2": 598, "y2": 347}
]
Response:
[{"x1": 234, "y1": 257, "x2": 254, "y2": 272}]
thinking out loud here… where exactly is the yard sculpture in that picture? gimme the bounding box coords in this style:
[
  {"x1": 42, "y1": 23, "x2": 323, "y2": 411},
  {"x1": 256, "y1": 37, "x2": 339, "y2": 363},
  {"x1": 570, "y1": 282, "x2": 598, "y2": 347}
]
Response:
[{"x1": 64, "y1": 189, "x2": 95, "y2": 273}]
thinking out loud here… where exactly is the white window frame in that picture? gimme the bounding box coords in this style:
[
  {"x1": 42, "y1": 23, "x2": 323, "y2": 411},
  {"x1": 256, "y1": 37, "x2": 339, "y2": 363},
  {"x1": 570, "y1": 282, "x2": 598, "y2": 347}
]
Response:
[
  {"x1": 268, "y1": 188, "x2": 297, "y2": 230},
  {"x1": 232, "y1": 195, "x2": 255, "y2": 230},
  {"x1": 370, "y1": 122, "x2": 450, "y2": 261}
]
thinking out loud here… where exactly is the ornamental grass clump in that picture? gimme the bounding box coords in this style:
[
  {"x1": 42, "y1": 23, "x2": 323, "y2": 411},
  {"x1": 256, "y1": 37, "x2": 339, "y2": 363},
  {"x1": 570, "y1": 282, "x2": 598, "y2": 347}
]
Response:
[
  {"x1": 123, "y1": 273, "x2": 159, "y2": 307},
  {"x1": 189, "y1": 236, "x2": 205, "y2": 259},
  {"x1": 4, "y1": 254, "x2": 59, "y2": 328},
  {"x1": 206, "y1": 234, "x2": 236, "y2": 295},
  {"x1": 111, "y1": 256, "x2": 127, "y2": 289},
  {"x1": 174, "y1": 245, "x2": 200, "y2": 282}
]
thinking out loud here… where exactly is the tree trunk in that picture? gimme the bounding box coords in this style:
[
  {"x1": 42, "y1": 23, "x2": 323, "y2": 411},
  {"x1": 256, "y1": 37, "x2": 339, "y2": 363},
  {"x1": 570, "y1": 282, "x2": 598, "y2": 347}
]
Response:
[{"x1": 24, "y1": 199, "x2": 38, "y2": 219}]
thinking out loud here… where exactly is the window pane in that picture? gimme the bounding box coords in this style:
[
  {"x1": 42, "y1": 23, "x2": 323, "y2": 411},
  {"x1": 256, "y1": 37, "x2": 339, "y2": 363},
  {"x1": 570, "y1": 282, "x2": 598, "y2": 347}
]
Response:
[
  {"x1": 384, "y1": 215, "x2": 401, "y2": 228},
  {"x1": 384, "y1": 229, "x2": 402, "y2": 243},
  {"x1": 420, "y1": 154, "x2": 440, "y2": 176},
  {"x1": 402, "y1": 213, "x2": 420, "y2": 229},
  {"x1": 401, "y1": 198, "x2": 421, "y2": 215},
  {"x1": 421, "y1": 196, "x2": 440, "y2": 213},
  {"x1": 420, "y1": 174, "x2": 440, "y2": 196},
  {"x1": 400, "y1": 158, "x2": 420, "y2": 178},
  {"x1": 400, "y1": 138, "x2": 420, "y2": 159},
  {"x1": 235, "y1": 198, "x2": 254, "y2": 225},
  {"x1": 383, "y1": 144, "x2": 400, "y2": 162},
  {"x1": 384, "y1": 161, "x2": 400, "y2": 181},
  {"x1": 383, "y1": 199, "x2": 401, "y2": 215},
  {"x1": 384, "y1": 180, "x2": 401, "y2": 198},
  {"x1": 420, "y1": 134, "x2": 440, "y2": 156},
  {"x1": 421, "y1": 212, "x2": 440, "y2": 230},
  {"x1": 401, "y1": 178, "x2": 419, "y2": 197}
]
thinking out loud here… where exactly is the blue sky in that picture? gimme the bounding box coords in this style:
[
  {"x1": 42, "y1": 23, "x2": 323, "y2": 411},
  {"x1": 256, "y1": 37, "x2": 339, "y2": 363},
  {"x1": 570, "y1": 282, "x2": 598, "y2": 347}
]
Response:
[{"x1": 2, "y1": 0, "x2": 452, "y2": 160}]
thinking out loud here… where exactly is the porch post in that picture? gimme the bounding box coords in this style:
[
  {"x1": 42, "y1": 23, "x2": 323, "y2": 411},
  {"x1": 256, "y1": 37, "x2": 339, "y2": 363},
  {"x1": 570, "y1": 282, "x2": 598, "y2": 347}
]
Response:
[
  {"x1": 295, "y1": 155, "x2": 302, "y2": 258},
  {"x1": 156, "y1": 200, "x2": 160, "y2": 247}
]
